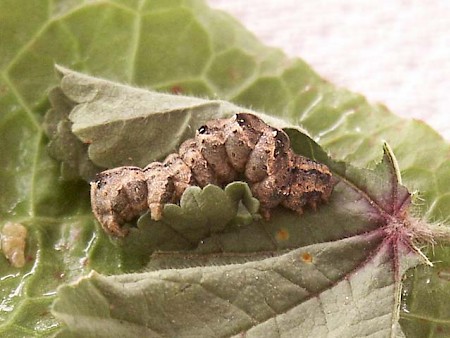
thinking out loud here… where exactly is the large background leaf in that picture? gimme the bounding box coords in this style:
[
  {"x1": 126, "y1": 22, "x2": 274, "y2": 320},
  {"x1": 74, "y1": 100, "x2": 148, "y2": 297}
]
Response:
[
  {"x1": 51, "y1": 138, "x2": 425, "y2": 337},
  {"x1": 0, "y1": 0, "x2": 448, "y2": 336}
]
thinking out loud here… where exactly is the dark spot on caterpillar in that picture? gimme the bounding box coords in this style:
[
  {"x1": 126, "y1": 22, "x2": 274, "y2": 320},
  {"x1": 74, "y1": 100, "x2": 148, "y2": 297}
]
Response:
[
  {"x1": 236, "y1": 114, "x2": 247, "y2": 126},
  {"x1": 91, "y1": 113, "x2": 334, "y2": 236},
  {"x1": 198, "y1": 125, "x2": 208, "y2": 134},
  {"x1": 95, "y1": 179, "x2": 107, "y2": 189}
]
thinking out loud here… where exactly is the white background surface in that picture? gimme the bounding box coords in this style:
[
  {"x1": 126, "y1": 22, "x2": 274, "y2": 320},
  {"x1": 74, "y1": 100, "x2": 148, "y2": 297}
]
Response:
[{"x1": 208, "y1": 0, "x2": 450, "y2": 140}]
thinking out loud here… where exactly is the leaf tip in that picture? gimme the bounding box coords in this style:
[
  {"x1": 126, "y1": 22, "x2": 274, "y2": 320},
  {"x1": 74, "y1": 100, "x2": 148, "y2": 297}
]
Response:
[
  {"x1": 54, "y1": 64, "x2": 70, "y2": 79},
  {"x1": 382, "y1": 141, "x2": 403, "y2": 185}
]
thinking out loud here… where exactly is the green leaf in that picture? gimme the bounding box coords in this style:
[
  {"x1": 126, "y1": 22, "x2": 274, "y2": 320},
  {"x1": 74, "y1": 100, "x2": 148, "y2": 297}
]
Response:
[
  {"x1": 46, "y1": 66, "x2": 301, "y2": 178},
  {"x1": 0, "y1": 0, "x2": 448, "y2": 337},
  {"x1": 52, "y1": 146, "x2": 427, "y2": 337},
  {"x1": 51, "y1": 66, "x2": 242, "y2": 171},
  {"x1": 118, "y1": 182, "x2": 260, "y2": 271}
]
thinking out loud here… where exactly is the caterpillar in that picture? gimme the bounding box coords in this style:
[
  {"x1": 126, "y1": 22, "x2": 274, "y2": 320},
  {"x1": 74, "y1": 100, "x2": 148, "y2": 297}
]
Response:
[{"x1": 91, "y1": 113, "x2": 334, "y2": 236}]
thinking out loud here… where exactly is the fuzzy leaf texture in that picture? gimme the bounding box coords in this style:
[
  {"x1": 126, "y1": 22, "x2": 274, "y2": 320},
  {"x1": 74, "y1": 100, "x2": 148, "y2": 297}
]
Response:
[
  {"x1": 0, "y1": 0, "x2": 449, "y2": 337},
  {"x1": 51, "y1": 141, "x2": 425, "y2": 337}
]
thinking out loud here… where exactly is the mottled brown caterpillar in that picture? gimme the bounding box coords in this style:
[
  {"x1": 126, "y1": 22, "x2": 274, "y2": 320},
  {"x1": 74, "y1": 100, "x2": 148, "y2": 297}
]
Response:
[{"x1": 91, "y1": 113, "x2": 334, "y2": 236}]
